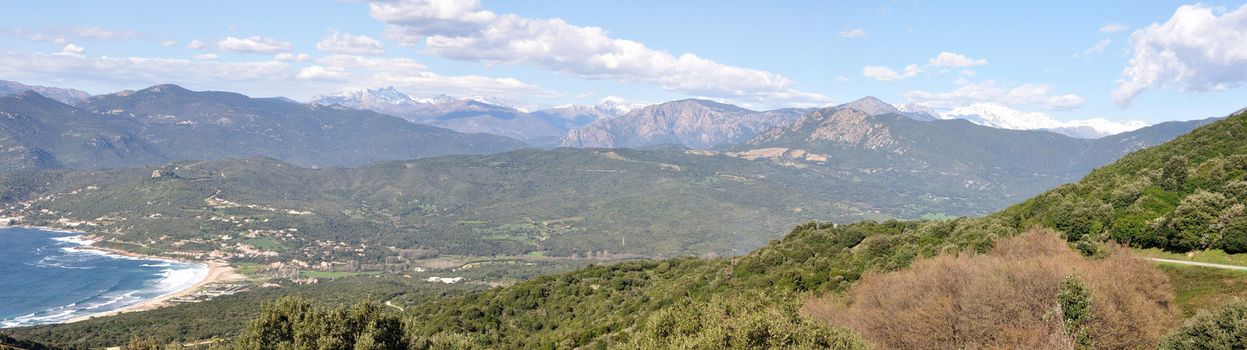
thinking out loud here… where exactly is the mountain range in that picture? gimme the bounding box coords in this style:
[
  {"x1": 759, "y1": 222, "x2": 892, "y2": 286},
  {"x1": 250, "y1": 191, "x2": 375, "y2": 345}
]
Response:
[
  {"x1": 0, "y1": 80, "x2": 91, "y2": 106},
  {"x1": 311, "y1": 87, "x2": 643, "y2": 145},
  {"x1": 939, "y1": 102, "x2": 1150, "y2": 138},
  {"x1": 0, "y1": 85, "x2": 525, "y2": 170},
  {"x1": 721, "y1": 106, "x2": 1215, "y2": 215}
]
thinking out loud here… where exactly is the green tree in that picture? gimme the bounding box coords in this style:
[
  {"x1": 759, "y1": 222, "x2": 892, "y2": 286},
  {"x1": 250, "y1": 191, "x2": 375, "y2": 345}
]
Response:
[
  {"x1": 1160, "y1": 299, "x2": 1247, "y2": 349},
  {"x1": 1221, "y1": 216, "x2": 1247, "y2": 254},
  {"x1": 1165, "y1": 191, "x2": 1228, "y2": 251},
  {"x1": 1057, "y1": 275, "x2": 1094, "y2": 350},
  {"x1": 1162, "y1": 156, "x2": 1190, "y2": 192}
]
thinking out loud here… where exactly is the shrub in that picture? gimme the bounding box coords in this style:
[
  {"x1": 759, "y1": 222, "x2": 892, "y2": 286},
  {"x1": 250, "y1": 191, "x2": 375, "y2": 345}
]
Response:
[
  {"x1": 806, "y1": 230, "x2": 1176, "y2": 349},
  {"x1": 628, "y1": 293, "x2": 868, "y2": 349},
  {"x1": 1159, "y1": 299, "x2": 1247, "y2": 350}
]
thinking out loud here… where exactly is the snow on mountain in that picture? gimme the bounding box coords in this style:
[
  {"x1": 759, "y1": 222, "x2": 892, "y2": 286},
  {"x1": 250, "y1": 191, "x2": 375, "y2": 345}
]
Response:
[
  {"x1": 939, "y1": 102, "x2": 1147, "y2": 138},
  {"x1": 311, "y1": 87, "x2": 425, "y2": 108},
  {"x1": 412, "y1": 93, "x2": 456, "y2": 105},
  {"x1": 595, "y1": 96, "x2": 646, "y2": 116}
]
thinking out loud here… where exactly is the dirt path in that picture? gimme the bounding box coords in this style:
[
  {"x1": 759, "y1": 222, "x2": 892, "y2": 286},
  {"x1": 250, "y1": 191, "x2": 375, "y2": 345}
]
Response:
[
  {"x1": 385, "y1": 300, "x2": 405, "y2": 312},
  {"x1": 1146, "y1": 257, "x2": 1247, "y2": 271}
]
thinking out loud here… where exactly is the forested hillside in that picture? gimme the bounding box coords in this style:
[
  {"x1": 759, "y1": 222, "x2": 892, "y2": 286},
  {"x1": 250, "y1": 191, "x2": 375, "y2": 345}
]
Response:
[
  {"x1": 997, "y1": 109, "x2": 1247, "y2": 252},
  {"x1": 207, "y1": 109, "x2": 1247, "y2": 348}
]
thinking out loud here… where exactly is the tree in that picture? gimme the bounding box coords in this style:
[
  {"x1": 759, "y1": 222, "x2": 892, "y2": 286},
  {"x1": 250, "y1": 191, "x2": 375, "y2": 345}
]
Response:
[
  {"x1": 1160, "y1": 299, "x2": 1247, "y2": 349},
  {"x1": 1221, "y1": 216, "x2": 1247, "y2": 254},
  {"x1": 1165, "y1": 191, "x2": 1228, "y2": 251},
  {"x1": 1162, "y1": 156, "x2": 1190, "y2": 192}
]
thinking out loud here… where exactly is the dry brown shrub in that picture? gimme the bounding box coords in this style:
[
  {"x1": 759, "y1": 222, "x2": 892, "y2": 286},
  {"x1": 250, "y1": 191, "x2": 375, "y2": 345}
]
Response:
[{"x1": 803, "y1": 229, "x2": 1177, "y2": 350}]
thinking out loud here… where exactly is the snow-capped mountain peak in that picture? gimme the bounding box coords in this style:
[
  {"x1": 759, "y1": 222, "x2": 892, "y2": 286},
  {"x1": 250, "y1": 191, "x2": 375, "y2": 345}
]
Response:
[
  {"x1": 939, "y1": 102, "x2": 1148, "y2": 138},
  {"x1": 595, "y1": 96, "x2": 646, "y2": 116},
  {"x1": 413, "y1": 94, "x2": 458, "y2": 105},
  {"x1": 311, "y1": 87, "x2": 424, "y2": 108}
]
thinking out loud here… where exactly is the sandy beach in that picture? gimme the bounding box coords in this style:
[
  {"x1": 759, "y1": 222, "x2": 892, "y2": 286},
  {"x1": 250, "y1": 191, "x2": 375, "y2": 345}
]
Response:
[{"x1": 64, "y1": 261, "x2": 245, "y2": 323}]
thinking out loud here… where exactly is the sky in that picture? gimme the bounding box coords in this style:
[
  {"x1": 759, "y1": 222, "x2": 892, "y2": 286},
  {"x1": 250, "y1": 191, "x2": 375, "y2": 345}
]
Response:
[{"x1": 2, "y1": 0, "x2": 1247, "y2": 126}]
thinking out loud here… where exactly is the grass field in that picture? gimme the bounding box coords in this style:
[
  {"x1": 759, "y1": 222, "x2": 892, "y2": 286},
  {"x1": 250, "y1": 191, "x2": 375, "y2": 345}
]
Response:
[{"x1": 1157, "y1": 264, "x2": 1247, "y2": 318}]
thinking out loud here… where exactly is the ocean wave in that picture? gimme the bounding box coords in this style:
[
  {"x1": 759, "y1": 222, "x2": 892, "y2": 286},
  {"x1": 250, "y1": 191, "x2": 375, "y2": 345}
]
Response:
[
  {"x1": 0, "y1": 231, "x2": 210, "y2": 328},
  {"x1": 0, "y1": 264, "x2": 207, "y2": 328}
]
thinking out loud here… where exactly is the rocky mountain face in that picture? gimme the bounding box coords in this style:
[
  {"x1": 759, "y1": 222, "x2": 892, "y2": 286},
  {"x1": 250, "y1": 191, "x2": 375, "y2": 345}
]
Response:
[
  {"x1": 0, "y1": 85, "x2": 526, "y2": 170},
  {"x1": 0, "y1": 79, "x2": 91, "y2": 105},
  {"x1": 559, "y1": 99, "x2": 814, "y2": 148},
  {"x1": 835, "y1": 96, "x2": 936, "y2": 121},
  {"x1": 312, "y1": 87, "x2": 632, "y2": 145},
  {"x1": 715, "y1": 106, "x2": 1213, "y2": 215}
]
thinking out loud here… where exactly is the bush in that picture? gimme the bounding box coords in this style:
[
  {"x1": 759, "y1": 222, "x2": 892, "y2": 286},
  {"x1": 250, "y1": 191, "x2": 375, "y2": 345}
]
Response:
[
  {"x1": 628, "y1": 293, "x2": 868, "y2": 349},
  {"x1": 806, "y1": 231, "x2": 1176, "y2": 349},
  {"x1": 1159, "y1": 299, "x2": 1247, "y2": 350}
]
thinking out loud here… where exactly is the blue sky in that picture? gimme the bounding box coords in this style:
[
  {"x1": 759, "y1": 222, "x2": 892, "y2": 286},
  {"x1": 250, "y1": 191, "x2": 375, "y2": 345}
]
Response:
[{"x1": 2, "y1": 0, "x2": 1246, "y2": 126}]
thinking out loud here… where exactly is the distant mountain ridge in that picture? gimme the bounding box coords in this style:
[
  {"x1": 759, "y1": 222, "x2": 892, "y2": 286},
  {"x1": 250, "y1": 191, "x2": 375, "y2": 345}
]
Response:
[
  {"x1": 722, "y1": 106, "x2": 1216, "y2": 215},
  {"x1": 0, "y1": 85, "x2": 526, "y2": 170},
  {"x1": 558, "y1": 99, "x2": 816, "y2": 148},
  {"x1": 0, "y1": 79, "x2": 91, "y2": 105},
  {"x1": 311, "y1": 87, "x2": 635, "y2": 145},
  {"x1": 939, "y1": 102, "x2": 1150, "y2": 138}
]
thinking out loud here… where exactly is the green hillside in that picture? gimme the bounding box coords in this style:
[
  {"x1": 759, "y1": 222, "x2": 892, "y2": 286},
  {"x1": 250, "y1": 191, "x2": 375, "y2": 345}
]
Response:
[
  {"x1": 5, "y1": 111, "x2": 1243, "y2": 348},
  {"x1": 201, "y1": 109, "x2": 1246, "y2": 348},
  {"x1": 996, "y1": 109, "x2": 1247, "y2": 252},
  {"x1": 0, "y1": 148, "x2": 882, "y2": 261}
]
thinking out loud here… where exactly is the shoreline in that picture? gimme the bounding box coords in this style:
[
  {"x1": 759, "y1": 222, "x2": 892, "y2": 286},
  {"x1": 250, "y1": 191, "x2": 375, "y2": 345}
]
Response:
[
  {"x1": 0, "y1": 225, "x2": 244, "y2": 324},
  {"x1": 64, "y1": 261, "x2": 244, "y2": 323}
]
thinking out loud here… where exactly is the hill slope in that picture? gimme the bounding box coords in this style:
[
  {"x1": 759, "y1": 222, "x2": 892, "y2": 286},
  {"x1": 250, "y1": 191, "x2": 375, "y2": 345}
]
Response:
[
  {"x1": 729, "y1": 107, "x2": 1213, "y2": 215},
  {"x1": 559, "y1": 99, "x2": 813, "y2": 148},
  {"x1": 7, "y1": 108, "x2": 1242, "y2": 347},
  {"x1": 0, "y1": 148, "x2": 883, "y2": 260},
  {"x1": 0, "y1": 85, "x2": 526, "y2": 170}
]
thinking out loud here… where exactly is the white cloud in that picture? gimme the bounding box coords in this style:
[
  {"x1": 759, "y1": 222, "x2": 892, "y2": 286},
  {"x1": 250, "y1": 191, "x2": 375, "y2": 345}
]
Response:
[
  {"x1": 275, "y1": 52, "x2": 311, "y2": 62},
  {"x1": 926, "y1": 52, "x2": 987, "y2": 68},
  {"x1": 834, "y1": 76, "x2": 850, "y2": 82},
  {"x1": 187, "y1": 40, "x2": 205, "y2": 50},
  {"x1": 217, "y1": 36, "x2": 292, "y2": 54},
  {"x1": 0, "y1": 53, "x2": 292, "y2": 93},
  {"x1": 903, "y1": 79, "x2": 1086, "y2": 110},
  {"x1": 366, "y1": 0, "x2": 828, "y2": 105},
  {"x1": 839, "y1": 28, "x2": 867, "y2": 38},
  {"x1": 0, "y1": 51, "x2": 551, "y2": 102},
  {"x1": 862, "y1": 64, "x2": 922, "y2": 81},
  {"x1": 316, "y1": 31, "x2": 385, "y2": 55},
  {"x1": 296, "y1": 66, "x2": 350, "y2": 81},
  {"x1": 56, "y1": 43, "x2": 85, "y2": 57},
  {"x1": 193, "y1": 53, "x2": 219, "y2": 61},
  {"x1": 1, "y1": 26, "x2": 142, "y2": 43},
  {"x1": 1113, "y1": 3, "x2": 1247, "y2": 107},
  {"x1": 161, "y1": 40, "x2": 177, "y2": 47},
  {"x1": 311, "y1": 54, "x2": 555, "y2": 98},
  {"x1": 1099, "y1": 23, "x2": 1127, "y2": 33},
  {"x1": 864, "y1": 52, "x2": 984, "y2": 82},
  {"x1": 1082, "y1": 38, "x2": 1112, "y2": 56}
]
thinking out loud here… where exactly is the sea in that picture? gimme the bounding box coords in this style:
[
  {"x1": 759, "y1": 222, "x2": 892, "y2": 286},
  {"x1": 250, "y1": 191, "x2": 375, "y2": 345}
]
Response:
[{"x1": 0, "y1": 226, "x2": 208, "y2": 328}]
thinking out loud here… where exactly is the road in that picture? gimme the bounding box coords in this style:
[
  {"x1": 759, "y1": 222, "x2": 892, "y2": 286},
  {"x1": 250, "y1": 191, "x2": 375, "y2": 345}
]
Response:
[
  {"x1": 1145, "y1": 257, "x2": 1247, "y2": 271},
  {"x1": 385, "y1": 300, "x2": 405, "y2": 312}
]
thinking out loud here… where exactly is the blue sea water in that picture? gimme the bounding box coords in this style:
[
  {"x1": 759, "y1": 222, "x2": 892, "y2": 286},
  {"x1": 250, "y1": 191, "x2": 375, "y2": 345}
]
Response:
[{"x1": 0, "y1": 227, "x2": 208, "y2": 328}]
